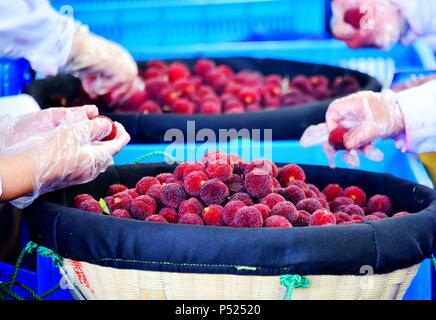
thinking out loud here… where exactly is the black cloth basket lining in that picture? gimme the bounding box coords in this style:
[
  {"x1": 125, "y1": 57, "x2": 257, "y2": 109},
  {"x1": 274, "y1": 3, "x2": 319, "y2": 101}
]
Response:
[
  {"x1": 25, "y1": 57, "x2": 382, "y2": 143},
  {"x1": 24, "y1": 163, "x2": 436, "y2": 276}
]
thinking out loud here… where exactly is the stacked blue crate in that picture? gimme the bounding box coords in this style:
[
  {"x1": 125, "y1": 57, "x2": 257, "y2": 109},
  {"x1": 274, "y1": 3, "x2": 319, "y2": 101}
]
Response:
[{"x1": 0, "y1": 58, "x2": 31, "y2": 97}]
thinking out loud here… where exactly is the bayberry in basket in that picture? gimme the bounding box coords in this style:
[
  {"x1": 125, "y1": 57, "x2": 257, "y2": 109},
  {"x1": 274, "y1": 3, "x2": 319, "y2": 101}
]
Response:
[
  {"x1": 199, "y1": 100, "x2": 221, "y2": 114},
  {"x1": 351, "y1": 214, "x2": 364, "y2": 223},
  {"x1": 328, "y1": 127, "x2": 349, "y2": 150},
  {"x1": 281, "y1": 88, "x2": 307, "y2": 106},
  {"x1": 303, "y1": 188, "x2": 317, "y2": 199},
  {"x1": 332, "y1": 75, "x2": 360, "y2": 96},
  {"x1": 161, "y1": 183, "x2": 186, "y2": 208},
  {"x1": 245, "y1": 169, "x2": 273, "y2": 198},
  {"x1": 106, "y1": 193, "x2": 133, "y2": 211},
  {"x1": 234, "y1": 206, "x2": 263, "y2": 228},
  {"x1": 139, "y1": 100, "x2": 162, "y2": 114},
  {"x1": 295, "y1": 210, "x2": 311, "y2": 227},
  {"x1": 178, "y1": 213, "x2": 204, "y2": 226},
  {"x1": 306, "y1": 184, "x2": 325, "y2": 199},
  {"x1": 223, "y1": 200, "x2": 246, "y2": 226},
  {"x1": 135, "y1": 176, "x2": 160, "y2": 195},
  {"x1": 124, "y1": 188, "x2": 139, "y2": 199},
  {"x1": 156, "y1": 173, "x2": 175, "y2": 184},
  {"x1": 202, "y1": 205, "x2": 225, "y2": 226},
  {"x1": 184, "y1": 171, "x2": 209, "y2": 196},
  {"x1": 130, "y1": 195, "x2": 157, "y2": 220},
  {"x1": 174, "y1": 78, "x2": 196, "y2": 97},
  {"x1": 344, "y1": 7, "x2": 364, "y2": 29},
  {"x1": 229, "y1": 192, "x2": 254, "y2": 206},
  {"x1": 310, "y1": 209, "x2": 336, "y2": 226},
  {"x1": 254, "y1": 203, "x2": 271, "y2": 221},
  {"x1": 200, "y1": 179, "x2": 229, "y2": 205},
  {"x1": 244, "y1": 159, "x2": 278, "y2": 177},
  {"x1": 296, "y1": 198, "x2": 323, "y2": 214},
  {"x1": 73, "y1": 194, "x2": 94, "y2": 208},
  {"x1": 239, "y1": 87, "x2": 259, "y2": 105},
  {"x1": 282, "y1": 185, "x2": 306, "y2": 204},
  {"x1": 287, "y1": 180, "x2": 307, "y2": 189},
  {"x1": 329, "y1": 196, "x2": 354, "y2": 212},
  {"x1": 278, "y1": 164, "x2": 306, "y2": 186},
  {"x1": 343, "y1": 186, "x2": 367, "y2": 207},
  {"x1": 94, "y1": 115, "x2": 117, "y2": 141},
  {"x1": 318, "y1": 197, "x2": 330, "y2": 210},
  {"x1": 272, "y1": 177, "x2": 281, "y2": 189},
  {"x1": 171, "y1": 98, "x2": 195, "y2": 114},
  {"x1": 78, "y1": 199, "x2": 103, "y2": 214},
  {"x1": 372, "y1": 211, "x2": 389, "y2": 219},
  {"x1": 334, "y1": 211, "x2": 352, "y2": 224},
  {"x1": 367, "y1": 195, "x2": 392, "y2": 214},
  {"x1": 159, "y1": 207, "x2": 179, "y2": 223},
  {"x1": 264, "y1": 216, "x2": 292, "y2": 228},
  {"x1": 291, "y1": 75, "x2": 313, "y2": 94},
  {"x1": 107, "y1": 184, "x2": 128, "y2": 196},
  {"x1": 181, "y1": 162, "x2": 205, "y2": 179},
  {"x1": 179, "y1": 198, "x2": 204, "y2": 216},
  {"x1": 217, "y1": 64, "x2": 234, "y2": 78},
  {"x1": 270, "y1": 201, "x2": 299, "y2": 224},
  {"x1": 226, "y1": 174, "x2": 244, "y2": 193},
  {"x1": 363, "y1": 214, "x2": 381, "y2": 222},
  {"x1": 144, "y1": 67, "x2": 164, "y2": 79},
  {"x1": 260, "y1": 193, "x2": 286, "y2": 209},
  {"x1": 167, "y1": 62, "x2": 190, "y2": 83},
  {"x1": 111, "y1": 209, "x2": 132, "y2": 219},
  {"x1": 147, "y1": 60, "x2": 167, "y2": 72},
  {"x1": 206, "y1": 162, "x2": 233, "y2": 182},
  {"x1": 322, "y1": 184, "x2": 343, "y2": 202},
  {"x1": 145, "y1": 78, "x2": 170, "y2": 99},
  {"x1": 393, "y1": 211, "x2": 410, "y2": 218},
  {"x1": 145, "y1": 184, "x2": 163, "y2": 202},
  {"x1": 194, "y1": 59, "x2": 216, "y2": 76},
  {"x1": 338, "y1": 204, "x2": 365, "y2": 216},
  {"x1": 145, "y1": 215, "x2": 168, "y2": 223}
]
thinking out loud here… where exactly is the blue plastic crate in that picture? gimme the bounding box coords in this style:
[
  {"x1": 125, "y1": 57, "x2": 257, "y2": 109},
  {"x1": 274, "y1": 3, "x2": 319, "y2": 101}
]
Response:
[
  {"x1": 113, "y1": 139, "x2": 434, "y2": 300},
  {"x1": 0, "y1": 58, "x2": 31, "y2": 97},
  {"x1": 50, "y1": 0, "x2": 328, "y2": 47}
]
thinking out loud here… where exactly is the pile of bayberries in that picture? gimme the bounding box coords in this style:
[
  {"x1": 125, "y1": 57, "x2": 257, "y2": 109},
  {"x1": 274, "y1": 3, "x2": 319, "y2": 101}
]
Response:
[
  {"x1": 73, "y1": 151, "x2": 411, "y2": 228},
  {"x1": 66, "y1": 59, "x2": 360, "y2": 114}
]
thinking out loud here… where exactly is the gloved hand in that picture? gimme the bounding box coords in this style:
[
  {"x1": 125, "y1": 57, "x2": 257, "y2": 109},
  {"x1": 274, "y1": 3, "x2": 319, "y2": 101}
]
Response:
[
  {"x1": 63, "y1": 24, "x2": 144, "y2": 105},
  {"x1": 301, "y1": 90, "x2": 404, "y2": 167},
  {"x1": 331, "y1": 0, "x2": 404, "y2": 49},
  {"x1": 0, "y1": 107, "x2": 130, "y2": 208},
  {"x1": 0, "y1": 105, "x2": 98, "y2": 151}
]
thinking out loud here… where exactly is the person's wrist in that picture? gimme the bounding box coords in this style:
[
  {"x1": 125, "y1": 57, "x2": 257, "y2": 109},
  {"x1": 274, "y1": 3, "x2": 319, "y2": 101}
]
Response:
[{"x1": 0, "y1": 154, "x2": 34, "y2": 201}]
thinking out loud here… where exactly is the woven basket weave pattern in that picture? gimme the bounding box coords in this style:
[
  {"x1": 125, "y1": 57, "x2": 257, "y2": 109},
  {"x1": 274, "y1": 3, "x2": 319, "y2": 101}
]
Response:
[{"x1": 61, "y1": 259, "x2": 419, "y2": 300}]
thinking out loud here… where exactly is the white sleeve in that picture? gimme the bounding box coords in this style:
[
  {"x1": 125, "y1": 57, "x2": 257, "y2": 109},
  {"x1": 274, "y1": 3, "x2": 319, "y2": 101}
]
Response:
[
  {"x1": 391, "y1": 0, "x2": 436, "y2": 45},
  {"x1": 0, "y1": 0, "x2": 76, "y2": 75},
  {"x1": 395, "y1": 80, "x2": 436, "y2": 153}
]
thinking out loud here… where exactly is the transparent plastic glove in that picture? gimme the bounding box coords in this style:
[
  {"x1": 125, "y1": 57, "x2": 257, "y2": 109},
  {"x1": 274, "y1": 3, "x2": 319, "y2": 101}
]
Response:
[
  {"x1": 4, "y1": 117, "x2": 130, "y2": 208},
  {"x1": 63, "y1": 24, "x2": 142, "y2": 104},
  {"x1": 331, "y1": 0, "x2": 404, "y2": 49},
  {"x1": 0, "y1": 105, "x2": 98, "y2": 151},
  {"x1": 301, "y1": 90, "x2": 403, "y2": 167}
]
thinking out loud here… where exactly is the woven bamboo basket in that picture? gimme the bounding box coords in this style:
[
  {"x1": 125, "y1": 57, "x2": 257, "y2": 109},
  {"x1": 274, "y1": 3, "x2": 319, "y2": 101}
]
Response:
[{"x1": 60, "y1": 259, "x2": 419, "y2": 300}]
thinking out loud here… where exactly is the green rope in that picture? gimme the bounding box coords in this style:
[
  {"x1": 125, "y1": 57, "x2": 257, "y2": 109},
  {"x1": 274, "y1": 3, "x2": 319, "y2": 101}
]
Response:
[
  {"x1": 0, "y1": 241, "x2": 64, "y2": 300},
  {"x1": 432, "y1": 255, "x2": 436, "y2": 271},
  {"x1": 280, "y1": 274, "x2": 310, "y2": 300},
  {"x1": 132, "y1": 151, "x2": 175, "y2": 164}
]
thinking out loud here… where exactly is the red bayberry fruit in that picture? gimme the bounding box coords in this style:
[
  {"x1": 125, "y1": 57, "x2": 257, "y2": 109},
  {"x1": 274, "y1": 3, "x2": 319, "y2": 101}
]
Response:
[
  {"x1": 171, "y1": 98, "x2": 194, "y2": 114},
  {"x1": 223, "y1": 200, "x2": 246, "y2": 226},
  {"x1": 139, "y1": 100, "x2": 162, "y2": 114},
  {"x1": 264, "y1": 216, "x2": 292, "y2": 228},
  {"x1": 105, "y1": 193, "x2": 133, "y2": 211},
  {"x1": 226, "y1": 174, "x2": 244, "y2": 193},
  {"x1": 310, "y1": 209, "x2": 336, "y2": 226},
  {"x1": 135, "y1": 176, "x2": 160, "y2": 195},
  {"x1": 229, "y1": 192, "x2": 254, "y2": 206},
  {"x1": 278, "y1": 164, "x2": 306, "y2": 186},
  {"x1": 200, "y1": 179, "x2": 229, "y2": 205},
  {"x1": 281, "y1": 185, "x2": 306, "y2": 205},
  {"x1": 393, "y1": 211, "x2": 410, "y2": 218},
  {"x1": 239, "y1": 87, "x2": 259, "y2": 105},
  {"x1": 351, "y1": 214, "x2": 364, "y2": 223},
  {"x1": 260, "y1": 193, "x2": 286, "y2": 209},
  {"x1": 270, "y1": 201, "x2": 299, "y2": 224},
  {"x1": 146, "y1": 184, "x2": 163, "y2": 202},
  {"x1": 167, "y1": 62, "x2": 190, "y2": 82},
  {"x1": 174, "y1": 78, "x2": 196, "y2": 97},
  {"x1": 344, "y1": 7, "x2": 365, "y2": 29},
  {"x1": 178, "y1": 213, "x2": 204, "y2": 226},
  {"x1": 93, "y1": 115, "x2": 117, "y2": 141},
  {"x1": 199, "y1": 100, "x2": 221, "y2": 114},
  {"x1": 234, "y1": 206, "x2": 263, "y2": 228},
  {"x1": 184, "y1": 171, "x2": 208, "y2": 196},
  {"x1": 206, "y1": 162, "x2": 233, "y2": 182},
  {"x1": 107, "y1": 184, "x2": 128, "y2": 196},
  {"x1": 130, "y1": 195, "x2": 157, "y2": 219},
  {"x1": 111, "y1": 209, "x2": 132, "y2": 219},
  {"x1": 202, "y1": 204, "x2": 225, "y2": 226},
  {"x1": 329, "y1": 196, "x2": 354, "y2": 212},
  {"x1": 216, "y1": 65, "x2": 234, "y2": 78},
  {"x1": 335, "y1": 211, "x2": 352, "y2": 224},
  {"x1": 372, "y1": 211, "x2": 389, "y2": 219},
  {"x1": 245, "y1": 169, "x2": 273, "y2": 198},
  {"x1": 338, "y1": 204, "x2": 365, "y2": 216},
  {"x1": 194, "y1": 59, "x2": 216, "y2": 76},
  {"x1": 367, "y1": 195, "x2": 392, "y2": 214},
  {"x1": 322, "y1": 184, "x2": 343, "y2": 201},
  {"x1": 73, "y1": 194, "x2": 94, "y2": 208},
  {"x1": 159, "y1": 207, "x2": 179, "y2": 223},
  {"x1": 332, "y1": 75, "x2": 360, "y2": 96},
  {"x1": 343, "y1": 186, "x2": 367, "y2": 207},
  {"x1": 179, "y1": 198, "x2": 204, "y2": 216},
  {"x1": 78, "y1": 199, "x2": 103, "y2": 213},
  {"x1": 156, "y1": 173, "x2": 175, "y2": 184},
  {"x1": 145, "y1": 215, "x2": 168, "y2": 223},
  {"x1": 147, "y1": 60, "x2": 167, "y2": 72},
  {"x1": 328, "y1": 127, "x2": 349, "y2": 150},
  {"x1": 254, "y1": 203, "x2": 271, "y2": 221},
  {"x1": 296, "y1": 198, "x2": 323, "y2": 214},
  {"x1": 244, "y1": 159, "x2": 278, "y2": 177},
  {"x1": 291, "y1": 75, "x2": 313, "y2": 94},
  {"x1": 295, "y1": 210, "x2": 311, "y2": 227},
  {"x1": 145, "y1": 78, "x2": 170, "y2": 99},
  {"x1": 161, "y1": 183, "x2": 186, "y2": 208}
]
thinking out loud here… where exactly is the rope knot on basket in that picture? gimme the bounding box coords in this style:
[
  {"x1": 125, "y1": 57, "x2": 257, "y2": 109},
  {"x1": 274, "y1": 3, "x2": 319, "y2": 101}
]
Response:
[{"x1": 280, "y1": 274, "x2": 310, "y2": 300}]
